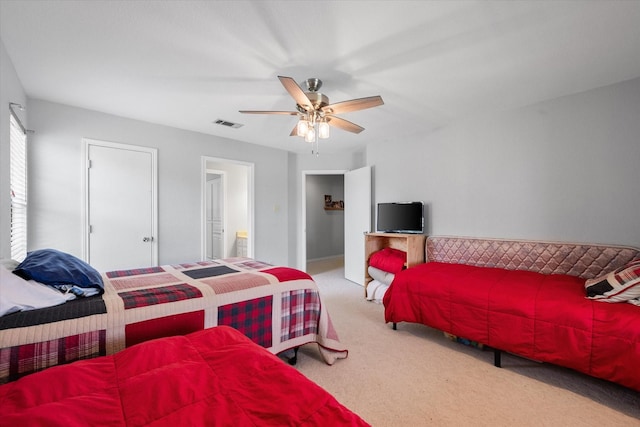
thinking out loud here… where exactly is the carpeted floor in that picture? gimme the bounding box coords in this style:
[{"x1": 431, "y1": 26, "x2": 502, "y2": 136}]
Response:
[
  {"x1": 305, "y1": 255, "x2": 345, "y2": 276},
  {"x1": 294, "y1": 266, "x2": 640, "y2": 426}
]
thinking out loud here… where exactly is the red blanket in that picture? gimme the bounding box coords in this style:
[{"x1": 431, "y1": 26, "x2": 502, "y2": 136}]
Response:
[
  {"x1": 384, "y1": 262, "x2": 640, "y2": 391},
  {"x1": 0, "y1": 326, "x2": 368, "y2": 426}
]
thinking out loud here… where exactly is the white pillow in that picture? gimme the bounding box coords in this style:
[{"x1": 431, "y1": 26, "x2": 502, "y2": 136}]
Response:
[
  {"x1": 585, "y1": 260, "x2": 640, "y2": 303},
  {"x1": 0, "y1": 258, "x2": 19, "y2": 270},
  {"x1": 368, "y1": 265, "x2": 395, "y2": 286},
  {"x1": 0, "y1": 265, "x2": 74, "y2": 316},
  {"x1": 366, "y1": 279, "x2": 390, "y2": 303}
]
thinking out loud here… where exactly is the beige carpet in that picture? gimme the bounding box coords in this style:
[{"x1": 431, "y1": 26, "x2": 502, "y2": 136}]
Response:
[
  {"x1": 305, "y1": 255, "x2": 345, "y2": 276},
  {"x1": 294, "y1": 266, "x2": 640, "y2": 426}
]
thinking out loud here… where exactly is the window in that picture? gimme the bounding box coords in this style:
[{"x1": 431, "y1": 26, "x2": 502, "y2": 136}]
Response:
[{"x1": 10, "y1": 111, "x2": 27, "y2": 261}]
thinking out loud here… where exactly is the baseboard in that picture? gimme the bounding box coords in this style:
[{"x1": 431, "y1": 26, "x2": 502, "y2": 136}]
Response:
[{"x1": 307, "y1": 254, "x2": 344, "y2": 263}]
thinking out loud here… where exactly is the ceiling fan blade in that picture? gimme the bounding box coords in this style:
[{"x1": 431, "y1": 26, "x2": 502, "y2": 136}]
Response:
[
  {"x1": 290, "y1": 125, "x2": 299, "y2": 137},
  {"x1": 278, "y1": 76, "x2": 312, "y2": 111},
  {"x1": 322, "y1": 95, "x2": 384, "y2": 115},
  {"x1": 239, "y1": 110, "x2": 298, "y2": 115},
  {"x1": 326, "y1": 116, "x2": 365, "y2": 134}
]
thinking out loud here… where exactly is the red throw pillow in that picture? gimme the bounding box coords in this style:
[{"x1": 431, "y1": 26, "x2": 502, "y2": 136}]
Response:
[{"x1": 369, "y1": 247, "x2": 407, "y2": 274}]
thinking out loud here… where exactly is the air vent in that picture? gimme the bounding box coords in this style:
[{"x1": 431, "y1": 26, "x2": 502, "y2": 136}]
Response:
[{"x1": 214, "y1": 119, "x2": 243, "y2": 129}]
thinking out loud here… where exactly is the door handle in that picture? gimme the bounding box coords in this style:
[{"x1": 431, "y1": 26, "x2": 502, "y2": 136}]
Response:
[{"x1": 142, "y1": 237, "x2": 154, "y2": 242}]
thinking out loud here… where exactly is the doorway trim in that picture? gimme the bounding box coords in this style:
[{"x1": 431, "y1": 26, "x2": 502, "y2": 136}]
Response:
[
  {"x1": 81, "y1": 138, "x2": 158, "y2": 265},
  {"x1": 299, "y1": 169, "x2": 347, "y2": 272},
  {"x1": 200, "y1": 156, "x2": 255, "y2": 261}
]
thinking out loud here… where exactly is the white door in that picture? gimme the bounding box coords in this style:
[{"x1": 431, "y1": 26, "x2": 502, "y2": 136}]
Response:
[
  {"x1": 206, "y1": 174, "x2": 224, "y2": 259},
  {"x1": 85, "y1": 140, "x2": 157, "y2": 272},
  {"x1": 344, "y1": 166, "x2": 372, "y2": 285}
]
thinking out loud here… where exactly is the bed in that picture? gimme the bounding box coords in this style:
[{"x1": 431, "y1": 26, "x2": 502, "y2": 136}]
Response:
[
  {"x1": 0, "y1": 325, "x2": 369, "y2": 426},
  {"x1": 1, "y1": 252, "x2": 347, "y2": 384},
  {"x1": 383, "y1": 236, "x2": 640, "y2": 391}
]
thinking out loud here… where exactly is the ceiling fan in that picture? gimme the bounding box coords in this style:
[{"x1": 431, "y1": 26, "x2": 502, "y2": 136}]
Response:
[{"x1": 239, "y1": 76, "x2": 383, "y2": 153}]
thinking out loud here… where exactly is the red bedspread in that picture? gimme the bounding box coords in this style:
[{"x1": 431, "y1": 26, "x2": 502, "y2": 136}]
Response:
[
  {"x1": 384, "y1": 262, "x2": 640, "y2": 391},
  {"x1": 0, "y1": 326, "x2": 369, "y2": 426}
]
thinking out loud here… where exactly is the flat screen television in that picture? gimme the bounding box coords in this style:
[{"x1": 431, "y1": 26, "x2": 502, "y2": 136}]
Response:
[{"x1": 376, "y1": 201, "x2": 424, "y2": 234}]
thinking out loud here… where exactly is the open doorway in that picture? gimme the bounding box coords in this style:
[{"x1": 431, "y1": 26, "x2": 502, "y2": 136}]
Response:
[
  {"x1": 300, "y1": 167, "x2": 371, "y2": 282},
  {"x1": 301, "y1": 170, "x2": 347, "y2": 274},
  {"x1": 201, "y1": 157, "x2": 254, "y2": 260}
]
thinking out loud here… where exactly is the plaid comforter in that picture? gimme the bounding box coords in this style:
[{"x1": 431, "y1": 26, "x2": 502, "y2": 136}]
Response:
[{"x1": 0, "y1": 258, "x2": 347, "y2": 383}]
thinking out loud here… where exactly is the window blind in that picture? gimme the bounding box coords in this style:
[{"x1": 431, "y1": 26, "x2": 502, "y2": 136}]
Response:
[{"x1": 10, "y1": 112, "x2": 27, "y2": 262}]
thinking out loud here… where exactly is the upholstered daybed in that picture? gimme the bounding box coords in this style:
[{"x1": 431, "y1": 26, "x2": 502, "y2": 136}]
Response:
[{"x1": 383, "y1": 236, "x2": 640, "y2": 391}]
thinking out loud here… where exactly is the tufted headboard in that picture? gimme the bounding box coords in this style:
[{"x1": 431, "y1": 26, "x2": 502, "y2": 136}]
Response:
[{"x1": 426, "y1": 236, "x2": 640, "y2": 279}]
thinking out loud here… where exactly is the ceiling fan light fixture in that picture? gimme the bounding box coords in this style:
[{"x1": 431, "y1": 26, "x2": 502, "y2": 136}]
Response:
[
  {"x1": 239, "y1": 75, "x2": 383, "y2": 155},
  {"x1": 305, "y1": 127, "x2": 316, "y2": 143},
  {"x1": 318, "y1": 121, "x2": 330, "y2": 139},
  {"x1": 297, "y1": 119, "x2": 309, "y2": 137}
]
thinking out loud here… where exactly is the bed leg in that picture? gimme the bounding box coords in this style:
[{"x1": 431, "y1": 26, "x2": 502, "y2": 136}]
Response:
[
  {"x1": 287, "y1": 347, "x2": 299, "y2": 366},
  {"x1": 392, "y1": 322, "x2": 397, "y2": 330},
  {"x1": 494, "y1": 349, "x2": 502, "y2": 368}
]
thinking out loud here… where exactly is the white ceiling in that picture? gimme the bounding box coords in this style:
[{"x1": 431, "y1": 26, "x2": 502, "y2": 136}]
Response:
[{"x1": 2, "y1": 1, "x2": 639, "y2": 154}]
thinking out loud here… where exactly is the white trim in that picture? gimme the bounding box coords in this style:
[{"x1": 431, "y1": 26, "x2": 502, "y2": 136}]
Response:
[
  {"x1": 201, "y1": 156, "x2": 254, "y2": 261},
  {"x1": 306, "y1": 254, "x2": 344, "y2": 263},
  {"x1": 81, "y1": 138, "x2": 158, "y2": 265},
  {"x1": 299, "y1": 169, "x2": 347, "y2": 271}
]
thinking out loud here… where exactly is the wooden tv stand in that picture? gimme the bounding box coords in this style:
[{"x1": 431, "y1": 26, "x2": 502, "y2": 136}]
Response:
[{"x1": 364, "y1": 233, "x2": 426, "y2": 297}]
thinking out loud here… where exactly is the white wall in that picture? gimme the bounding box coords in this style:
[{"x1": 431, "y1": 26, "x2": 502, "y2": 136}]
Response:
[
  {"x1": 367, "y1": 77, "x2": 640, "y2": 247},
  {"x1": 26, "y1": 99, "x2": 291, "y2": 266},
  {"x1": 0, "y1": 39, "x2": 28, "y2": 260},
  {"x1": 5, "y1": 32, "x2": 639, "y2": 268}
]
